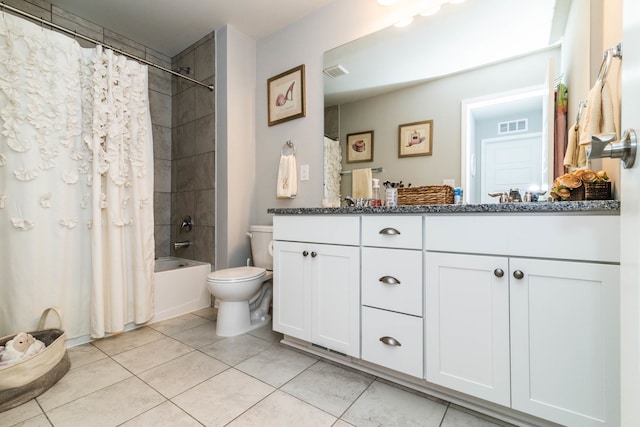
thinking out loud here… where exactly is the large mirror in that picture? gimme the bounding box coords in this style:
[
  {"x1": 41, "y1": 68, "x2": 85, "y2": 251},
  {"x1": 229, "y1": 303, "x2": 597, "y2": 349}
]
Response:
[{"x1": 323, "y1": 0, "x2": 583, "y2": 204}]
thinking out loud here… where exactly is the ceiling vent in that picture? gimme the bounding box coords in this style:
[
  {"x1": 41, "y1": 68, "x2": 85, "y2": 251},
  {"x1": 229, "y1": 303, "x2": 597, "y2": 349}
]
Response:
[
  {"x1": 498, "y1": 118, "x2": 528, "y2": 134},
  {"x1": 323, "y1": 64, "x2": 349, "y2": 78}
]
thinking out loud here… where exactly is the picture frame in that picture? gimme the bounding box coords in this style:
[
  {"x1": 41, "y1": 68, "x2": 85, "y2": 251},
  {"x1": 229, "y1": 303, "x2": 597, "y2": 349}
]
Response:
[
  {"x1": 398, "y1": 120, "x2": 433, "y2": 158},
  {"x1": 346, "y1": 130, "x2": 374, "y2": 163},
  {"x1": 267, "y1": 64, "x2": 306, "y2": 126}
]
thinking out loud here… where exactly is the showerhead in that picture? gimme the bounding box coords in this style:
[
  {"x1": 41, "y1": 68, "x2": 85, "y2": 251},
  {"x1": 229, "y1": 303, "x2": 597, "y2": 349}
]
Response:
[{"x1": 173, "y1": 66, "x2": 191, "y2": 75}]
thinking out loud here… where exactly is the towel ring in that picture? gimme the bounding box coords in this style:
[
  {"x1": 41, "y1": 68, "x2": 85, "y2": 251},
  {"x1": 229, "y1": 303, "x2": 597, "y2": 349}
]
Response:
[{"x1": 281, "y1": 140, "x2": 296, "y2": 156}]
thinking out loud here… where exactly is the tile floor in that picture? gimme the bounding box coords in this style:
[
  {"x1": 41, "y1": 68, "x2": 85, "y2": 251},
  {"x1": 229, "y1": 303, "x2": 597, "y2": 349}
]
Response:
[{"x1": 1, "y1": 308, "x2": 513, "y2": 427}]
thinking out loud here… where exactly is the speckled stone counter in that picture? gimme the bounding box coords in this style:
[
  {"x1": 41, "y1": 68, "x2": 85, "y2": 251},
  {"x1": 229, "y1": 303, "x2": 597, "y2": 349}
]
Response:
[{"x1": 268, "y1": 200, "x2": 620, "y2": 215}]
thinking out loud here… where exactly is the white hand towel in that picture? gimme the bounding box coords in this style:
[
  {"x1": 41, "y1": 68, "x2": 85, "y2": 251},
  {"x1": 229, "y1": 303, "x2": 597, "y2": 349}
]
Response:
[
  {"x1": 276, "y1": 154, "x2": 297, "y2": 199},
  {"x1": 351, "y1": 168, "x2": 372, "y2": 199}
]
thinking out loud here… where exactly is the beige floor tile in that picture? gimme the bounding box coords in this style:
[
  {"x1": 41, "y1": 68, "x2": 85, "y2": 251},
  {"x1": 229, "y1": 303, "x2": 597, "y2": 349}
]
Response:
[
  {"x1": 247, "y1": 322, "x2": 284, "y2": 343},
  {"x1": 228, "y1": 390, "x2": 336, "y2": 427},
  {"x1": 172, "y1": 368, "x2": 274, "y2": 426},
  {"x1": 171, "y1": 321, "x2": 223, "y2": 348},
  {"x1": 442, "y1": 406, "x2": 506, "y2": 427},
  {"x1": 46, "y1": 377, "x2": 165, "y2": 427},
  {"x1": 199, "y1": 334, "x2": 272, "y2": 366},
  {"x1": 148, "y1": 313, "x2": 210, "y2": 336},
  {"x1": 91, "y1": 326, "x2": 165, "y2": 356},
  {"x1": 11, "y1": 414, "x2": 52, "y2": 427},
  {"x1": 120, "y1": 401, "x2": 201, "y2": 427},
  {"x1": 333, "y1": 420, "x2": 356, "y2": 427},
  {"x1": 342, "y1": 380, "x2": 447, "y2": 427},
  {"x1": 67, "y1": 343, "x2": 108, "y2": 369},
  {"x1": 236, "y1": 345, "x2": 317, "y2": 387},
  {"x1": 191, "y1": 306, "x2": 217, "y2": 321},
  {"x1": 138, "y1": 350, "x2": 229, "y2": 398},
  {"x1": 281, "y1": 361, "x2": 374, "y2": 417},
  {"x1": 0, "y1": 400, "x2": 43, "y2": 426},
  {"x1": 36, "y1": 357, "x2": 132, "y2": 411},
  {"x1": 112, "y1": 336, "x2": 193, "y2": 374}
]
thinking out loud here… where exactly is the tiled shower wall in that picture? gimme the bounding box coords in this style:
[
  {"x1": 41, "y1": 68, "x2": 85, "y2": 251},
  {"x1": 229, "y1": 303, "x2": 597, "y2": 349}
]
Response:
[
  {"x1": 169, "y1": 35, "x2": 216, "y2": 264},
  {"x1": 8, "y1": 1, "x2": 216, "y2": 266}
]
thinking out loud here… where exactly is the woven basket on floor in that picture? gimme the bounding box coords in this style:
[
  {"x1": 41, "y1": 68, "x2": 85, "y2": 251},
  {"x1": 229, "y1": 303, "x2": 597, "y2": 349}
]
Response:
[
  {"x1": 397, "y1": 185, "x2": 454, "y2": 205},
  {"x1": 0, "y1": 307, "x2": 70, "y2": 413}
]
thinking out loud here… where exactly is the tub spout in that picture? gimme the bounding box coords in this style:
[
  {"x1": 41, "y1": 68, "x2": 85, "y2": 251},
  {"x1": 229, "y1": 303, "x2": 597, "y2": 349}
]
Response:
[{"x1": 173, "y1": 241, "x2": 191, "y2": 249}]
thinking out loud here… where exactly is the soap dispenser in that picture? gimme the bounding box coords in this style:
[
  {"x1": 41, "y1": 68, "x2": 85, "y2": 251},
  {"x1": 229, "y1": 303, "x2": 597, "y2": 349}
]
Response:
[{"x1": 372, "y1": 178, "x2": 381, "y2": 206}]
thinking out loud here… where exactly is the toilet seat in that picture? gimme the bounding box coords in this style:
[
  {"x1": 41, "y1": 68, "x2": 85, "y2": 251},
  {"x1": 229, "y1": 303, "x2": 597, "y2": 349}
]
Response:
[{"x1": 208, "y1": 266, "x2": 265, "y2": 283}]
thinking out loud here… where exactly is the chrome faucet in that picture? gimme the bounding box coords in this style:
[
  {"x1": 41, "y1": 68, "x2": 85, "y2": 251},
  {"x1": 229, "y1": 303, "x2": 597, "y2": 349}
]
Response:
[
  {"x1": 180, "y1": 216, "x2": 193, "y2": 232},
  {"x1": 173, "y1": 241, "x2": 191, "y2": 249},
  {"x1": 344, "y1": 196, "x2": 356, "y2": 207}
]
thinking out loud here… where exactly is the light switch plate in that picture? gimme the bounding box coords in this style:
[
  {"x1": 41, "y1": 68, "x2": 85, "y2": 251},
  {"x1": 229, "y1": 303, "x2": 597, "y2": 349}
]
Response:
[{"x1": 300, "y1": 164, "x2": 309, "y2": 181}]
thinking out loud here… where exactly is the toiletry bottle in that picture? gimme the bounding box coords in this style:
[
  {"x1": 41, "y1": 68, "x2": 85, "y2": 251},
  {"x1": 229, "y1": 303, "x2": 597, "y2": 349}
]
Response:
[
  {"x1": 454, "y1": 187, "x2": 462, "y2": 204},
  {"x1": 372, "y1": 179, "x2": 381, "y2": 206}
]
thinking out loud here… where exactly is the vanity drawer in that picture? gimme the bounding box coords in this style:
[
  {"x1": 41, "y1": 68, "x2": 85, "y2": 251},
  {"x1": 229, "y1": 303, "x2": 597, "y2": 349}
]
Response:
[
  {"x1": 361, "y1": 247, "x2": 422, "y2": 316},
  {"x1": 274, "y1": 215, "x2": 359, "y2": 246},
  {"x1": 424, "y1": 214, "x2": 620, "y2": 263},
  {"x1": 361, "y1": 306, "x2": 423, "y2": 378},
  {"x1": 362, "y1": 216, "x2": 422, "y2": 249}
]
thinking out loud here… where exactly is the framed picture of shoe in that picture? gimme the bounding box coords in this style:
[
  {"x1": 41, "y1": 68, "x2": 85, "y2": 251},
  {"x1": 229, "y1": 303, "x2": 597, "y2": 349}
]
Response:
[
  {"x1": 346, "y1": 130, "x2": 374, "y2": 163},
  {"x1": 268, "y1": 64, "x2": 306, "y2": 126},
  {"x1": 398, "y1": 120, "x2": 433, "y2": 158}
]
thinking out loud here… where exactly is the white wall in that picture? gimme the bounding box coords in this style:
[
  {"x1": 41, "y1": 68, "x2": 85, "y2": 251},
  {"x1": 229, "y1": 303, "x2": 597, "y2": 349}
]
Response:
[
  {"x1": 216, "y1": 25, "x2": 257, "y2": 269},
  {"x1": 253, "y1": 0, "x2": 427, "y2": 224}
]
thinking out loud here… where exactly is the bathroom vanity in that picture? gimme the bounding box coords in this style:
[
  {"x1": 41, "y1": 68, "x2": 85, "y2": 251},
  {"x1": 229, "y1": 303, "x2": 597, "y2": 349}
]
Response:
[{"x1": 269, "y1": 201, "x2": 620, "y2": 427}]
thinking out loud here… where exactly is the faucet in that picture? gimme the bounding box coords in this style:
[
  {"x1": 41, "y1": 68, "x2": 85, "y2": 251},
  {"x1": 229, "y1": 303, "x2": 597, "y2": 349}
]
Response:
[
  {"x1": 344, "y1": 196, "x2": 356, "y2": 207},
  {"x1": 174, "y1": 241, "x2": 191, "y2": 249},
  {"x1": 180, "y1": 216, "x2": 193, "y2": 232}
]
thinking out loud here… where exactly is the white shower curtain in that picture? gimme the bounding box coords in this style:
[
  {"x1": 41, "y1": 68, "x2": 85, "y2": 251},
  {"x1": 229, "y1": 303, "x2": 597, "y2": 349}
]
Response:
[{"x1": 0, "y1": 13, "x2": 154, "y2": 339}]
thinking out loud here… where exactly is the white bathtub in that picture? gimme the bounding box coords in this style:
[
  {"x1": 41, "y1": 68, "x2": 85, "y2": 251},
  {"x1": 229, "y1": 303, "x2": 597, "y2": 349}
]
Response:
[{"x1": 152, "y1": 257, "x2": 211, "y2": 323}]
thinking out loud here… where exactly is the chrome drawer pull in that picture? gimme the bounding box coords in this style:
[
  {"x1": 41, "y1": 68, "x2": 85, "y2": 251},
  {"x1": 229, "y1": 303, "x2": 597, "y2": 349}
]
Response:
[
  {"x1": 379, "y1": 336, "x2": 402, "y2": 347},
  {"x1": 379, "y1": 227, "x2": 401, "y2": 235},
  {"x1": 379, "y1": 276, "x2": 400, "y2": 285},
  {"x1": 513, "y1": 270, "x2": 524, "y2": 280},
  {"x1": 311, "y1": 251, "x2": 317, "y2": 258},
  {"x1": 302, "y1": 251, "x2": 309, "y2": 257},
  {"x1": 494, "y1": 268, "x2": 504, "y2": 278}
]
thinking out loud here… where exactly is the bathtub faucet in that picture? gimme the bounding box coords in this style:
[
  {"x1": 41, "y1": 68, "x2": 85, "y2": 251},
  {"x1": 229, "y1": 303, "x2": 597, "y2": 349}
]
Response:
[{"x1": 173, "y1": 241, "x2": 191, "y2": 249}]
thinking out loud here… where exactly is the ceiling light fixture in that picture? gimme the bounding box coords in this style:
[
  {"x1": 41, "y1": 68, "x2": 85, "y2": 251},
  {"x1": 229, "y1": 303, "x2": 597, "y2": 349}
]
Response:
[
  {"x1": 419, "y1": 5, "x2": 441, "y2": 16},
  {"x1": 394, "y1": 16, "x2": 414, "y2": 27},
  {"x1": 377, "y1": 0, "x2": 398, "y2": 6}
]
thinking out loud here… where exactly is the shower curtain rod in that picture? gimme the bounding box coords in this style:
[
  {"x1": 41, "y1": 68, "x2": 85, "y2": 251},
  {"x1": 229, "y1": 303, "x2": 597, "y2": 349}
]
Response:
[{"x1": 0, "y1": 2, "x2": 214, "y2": 91}]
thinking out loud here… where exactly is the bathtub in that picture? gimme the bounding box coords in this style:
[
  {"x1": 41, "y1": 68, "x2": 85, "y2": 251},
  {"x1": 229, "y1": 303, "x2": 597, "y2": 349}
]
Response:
[{"x1": 152, "y1": 257, "x2": 212, "y2": 323}]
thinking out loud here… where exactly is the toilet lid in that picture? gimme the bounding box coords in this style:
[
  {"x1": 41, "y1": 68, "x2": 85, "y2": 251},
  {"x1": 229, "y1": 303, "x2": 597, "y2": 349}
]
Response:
[{"x1": 208, "y1": 266, "x2": 266, "y2": 282}]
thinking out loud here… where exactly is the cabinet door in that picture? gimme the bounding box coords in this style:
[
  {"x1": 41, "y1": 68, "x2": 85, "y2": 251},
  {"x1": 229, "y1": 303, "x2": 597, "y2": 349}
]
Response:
[
  {"x1": 311, "y1": 243, "x2": 360, "y2": 357},
  {"x1": 510, "y1": 258, "x2": 619, "y2": 427},
  {"x1": 425, "y1": 252, "x2": 511, "y2": 406},
  {"x1": 272, "y1": 241, "x2": 312, "y2": 341}
]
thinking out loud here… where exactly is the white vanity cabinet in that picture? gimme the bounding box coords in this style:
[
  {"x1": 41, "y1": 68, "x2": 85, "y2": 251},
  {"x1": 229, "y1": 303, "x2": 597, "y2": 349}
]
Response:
[
  {"x1": 360, "y1": 216, "x2": 423, "y2": 378},
  {"x1": 424, "y1": 214, "x2": 620, "y2": 427},
  {"x1": 273, "y1": 216, "x2": 360, "y2": 357}
]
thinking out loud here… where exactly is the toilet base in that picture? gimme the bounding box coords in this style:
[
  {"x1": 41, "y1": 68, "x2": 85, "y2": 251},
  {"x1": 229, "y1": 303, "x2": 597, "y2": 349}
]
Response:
[{"x1": 215, "y1": 300, "x2": 272, "y2": 337}]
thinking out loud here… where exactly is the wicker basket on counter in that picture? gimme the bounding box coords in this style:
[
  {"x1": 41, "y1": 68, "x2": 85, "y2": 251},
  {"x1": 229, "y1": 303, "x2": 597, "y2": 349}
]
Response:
[
  {"x1": 584, "y1": 181, "x2": 612, "y2": 200},
  {"x1": 397, "y1": 185, "x2": 454, "y2": 205}
]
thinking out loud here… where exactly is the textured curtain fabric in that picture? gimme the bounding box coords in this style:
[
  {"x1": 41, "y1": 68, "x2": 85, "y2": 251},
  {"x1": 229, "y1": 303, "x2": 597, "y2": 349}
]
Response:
[
  {"x1": 0, "y1": 12, "x2": 154, "y2": 340},
  {"x1": 323, "y1": 136, "x2": 342, "y2": 202}
]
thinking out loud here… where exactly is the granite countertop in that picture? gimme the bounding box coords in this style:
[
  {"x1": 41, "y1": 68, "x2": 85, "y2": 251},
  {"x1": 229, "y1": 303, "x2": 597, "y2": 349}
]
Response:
[{"x1": 268, "y1": 200, "x2": 620, "y2": 215}]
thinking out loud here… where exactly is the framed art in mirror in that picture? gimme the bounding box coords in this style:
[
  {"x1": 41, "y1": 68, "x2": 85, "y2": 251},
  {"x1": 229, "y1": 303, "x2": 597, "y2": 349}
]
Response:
[
  {"x1": 346, "y1": 130, "x2": 374, "y2": 163},
  {"x1": 268, "y1": 64, "x2": 306, "y2": 126},
  {"x1": 399, "y1": 120, "x2": 433, "y2": 158}
]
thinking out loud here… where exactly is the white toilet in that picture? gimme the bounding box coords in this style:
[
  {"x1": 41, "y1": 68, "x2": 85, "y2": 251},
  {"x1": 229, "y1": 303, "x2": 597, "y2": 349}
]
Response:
[{"x1": 207, "y1": 225, "x2": 274, "y2": 337}]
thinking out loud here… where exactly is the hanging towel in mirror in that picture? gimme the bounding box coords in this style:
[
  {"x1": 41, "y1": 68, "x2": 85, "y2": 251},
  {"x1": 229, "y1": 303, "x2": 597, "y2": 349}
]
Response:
[
  {"x1": 351, "y1": 168, "x2": 372, "y2": 199},
  {"x1": 276, "y1": 154, "x2": 297, "y2": 199}
]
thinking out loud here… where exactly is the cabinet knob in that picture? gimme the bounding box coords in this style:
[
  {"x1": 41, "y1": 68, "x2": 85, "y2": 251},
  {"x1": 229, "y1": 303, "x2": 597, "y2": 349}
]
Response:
[
  {"x1": 311, "y1": 251, "x2": 317, "y2": 258},
  {"x1": 379, "y1": 227, "x2": 401, "y2": 235},
  {"x1": 302, "y1": 251, "x2": 309, "y2": 257},
  {"x1": 379, "y1": 336, "x2": 402, "y2": 347},
  {"x1": 379, "y1": 276, "x2": 401, "y2": 285},
  {"x1": 494, "y1": 268, "x2": 504, "y2": 278},
  {"x1": 513, "y1": 270, "x2": 524, "y2": 280}
]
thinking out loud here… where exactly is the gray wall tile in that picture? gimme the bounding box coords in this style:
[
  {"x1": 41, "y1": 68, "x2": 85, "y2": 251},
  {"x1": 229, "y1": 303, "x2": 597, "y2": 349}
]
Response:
[
  {"x1": 155, "y1": 225, "x2": 171, "y2": 258},
  {"x1": 195, "y1": 79, "x2": 214, "y2": 119},
  {"x1": 193, "y1": 226, "x2": 215, "y2": 264},
  {"x1": 195, "y1": 114, "x2": 215, "y2": 155},
  {"x1": 194, "y1": 190, "x2": 215, "y2": 227},
  {"x1": 176, "y1": 122, "x2": 196, "y2": 159},
  {"x1": 154, "y1": 192, "x2": 171, "y2": 225},
  {"x1": 152, "y1": 125, "x2": 172, "y2": 161},
  {"x1": 154, "y1": 158, "x2": 172, "y2": 193},
  {"x1": 176, "y1": 87, "x2": 195, "y2": 126},
  {"x1": 149, "y1": 90, "x2": 172, "y2": 128},
  {"x1": 148, "y1": 66, "x2": 172, "y2": 96},
  {"x1": 194, "y1": 39, "x2": 215, "y2": 81},
  {"x1": 175, "y1": 157, "x2": 196, "y2": 192}
]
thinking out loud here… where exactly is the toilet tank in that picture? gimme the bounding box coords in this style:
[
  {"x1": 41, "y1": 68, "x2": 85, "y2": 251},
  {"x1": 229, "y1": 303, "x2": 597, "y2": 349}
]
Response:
[{"x1": 248, "y1": 225, "x2": 273, "y2": 270}]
